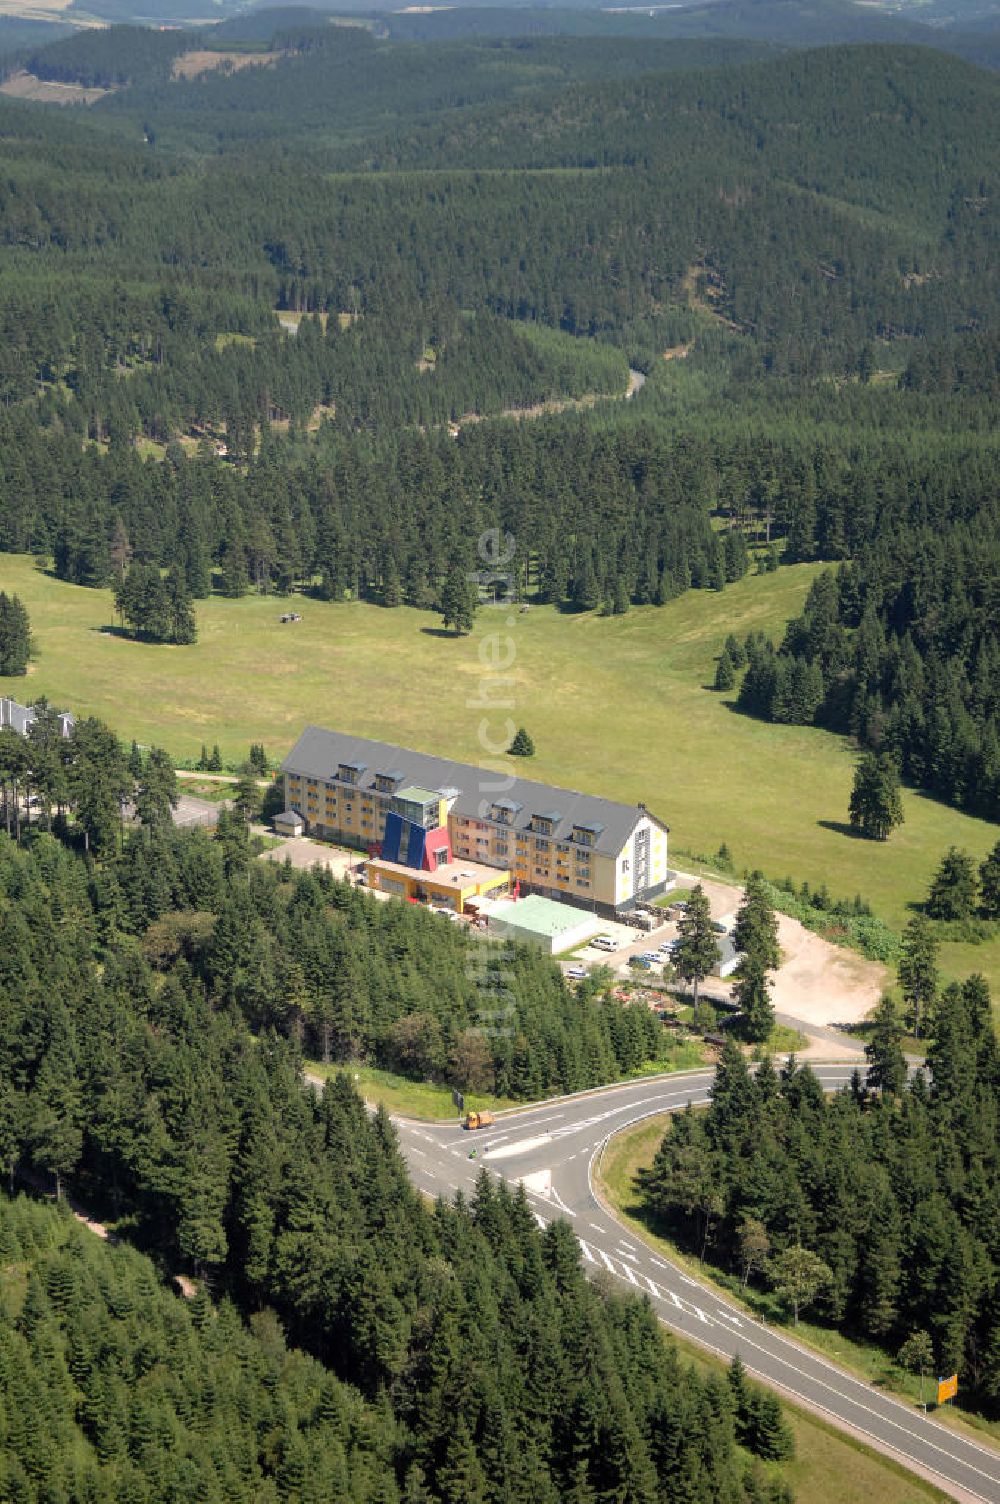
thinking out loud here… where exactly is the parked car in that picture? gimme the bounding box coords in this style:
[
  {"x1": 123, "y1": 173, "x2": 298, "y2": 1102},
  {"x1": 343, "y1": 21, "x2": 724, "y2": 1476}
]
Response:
[
  {"x1": 591, "y1": 936, "x2": 617, "y2": 952},
  {"x1": 712, "y1": 920, "x2": 728, "y2": 933},
  {"x1": 641, "y1": 951, "x2": 661, "y2": 963},
  {"x1": 629, "y1": 956, "x2": 653, "y2": 971},
  {"x1": 565, "y1": 965, "x2": 589, "y2": 980}
]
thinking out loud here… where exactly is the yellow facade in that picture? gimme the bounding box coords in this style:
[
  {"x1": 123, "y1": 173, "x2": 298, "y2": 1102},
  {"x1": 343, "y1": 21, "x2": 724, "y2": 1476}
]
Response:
[
  {"x1": 285, "y1": 768, "x2": 668, "y2": 915},
  {"x1": 367, "y1": 858, "x2": 509, "y2": 913}
]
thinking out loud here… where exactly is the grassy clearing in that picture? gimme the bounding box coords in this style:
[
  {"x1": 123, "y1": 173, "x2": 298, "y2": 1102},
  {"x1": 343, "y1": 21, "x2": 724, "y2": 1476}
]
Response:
[
  {"x1": 2, "y1": 553, "x2": 999, "y2": 1005},
  {"x1": 596, "y1": 1113, "x2": 1000, "y2": 1450},
  {"x1": 307, "y1": 1044, "x2": 709, "y2": 1122},
  {"x1": 304, "y1": 1061, "x2": 519, "y2": 1120}
]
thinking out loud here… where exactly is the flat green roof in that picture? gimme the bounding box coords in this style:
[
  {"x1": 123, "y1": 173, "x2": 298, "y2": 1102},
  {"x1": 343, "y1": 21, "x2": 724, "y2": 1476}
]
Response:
[
  {"x1": 492, "y1": 894, "x2": 594, "y2": 938},
  {"x1": 395, "y1": 786, "x2": 439, "y2": 805}
]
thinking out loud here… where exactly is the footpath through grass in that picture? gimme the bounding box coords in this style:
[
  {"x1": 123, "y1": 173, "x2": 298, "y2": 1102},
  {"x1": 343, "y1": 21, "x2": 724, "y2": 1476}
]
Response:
[
  {"x1": 595, "y1": 1112, "x2": 1000, "y2": 1453},
  {"x1": 3, "y1": 552, "x2": 1000, "y2": 1000}
]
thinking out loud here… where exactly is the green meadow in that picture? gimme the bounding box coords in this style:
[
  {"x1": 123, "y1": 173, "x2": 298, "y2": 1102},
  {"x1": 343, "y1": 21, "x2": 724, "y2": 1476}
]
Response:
[{"x1": 3, "y1": 552, "x2": 999, "y2": 998}]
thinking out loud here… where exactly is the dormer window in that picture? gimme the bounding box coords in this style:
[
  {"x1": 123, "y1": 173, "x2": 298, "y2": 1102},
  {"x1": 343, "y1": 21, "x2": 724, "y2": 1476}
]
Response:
[
  {"x1": 532, "y1": 810, "x2": 561, "y2": 836},
  {"x1": 338, "y1": 761, "x2": 366, "y2": 786},
  {"x1": 572, "y1": 820, "x2": 603, "y2": 847}
]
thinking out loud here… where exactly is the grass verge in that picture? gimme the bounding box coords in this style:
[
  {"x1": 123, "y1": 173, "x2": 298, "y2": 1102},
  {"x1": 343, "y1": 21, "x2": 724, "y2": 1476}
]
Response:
[
  {"x1": 666, "y1": 1326, "x2": 952, "y2": 1504},
  {"x1": 595, "y1": 1112, "x2": 1000, "y2": 1450},
  {"x1": 306, "y1": 1044, "x2": 710, "y2": 1122}
]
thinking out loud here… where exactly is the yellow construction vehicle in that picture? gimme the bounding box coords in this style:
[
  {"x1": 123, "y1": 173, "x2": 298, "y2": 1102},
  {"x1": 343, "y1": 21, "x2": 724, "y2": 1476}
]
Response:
[{"x1": 463, "y1": 1110, "x2": 495, "y2": 1131}]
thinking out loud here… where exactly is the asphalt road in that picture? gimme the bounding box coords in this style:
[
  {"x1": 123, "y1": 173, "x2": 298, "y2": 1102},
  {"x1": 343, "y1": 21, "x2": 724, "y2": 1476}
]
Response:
[{"x1": 393, "y1": 1069, "x2": 1000, "y2": 1504}]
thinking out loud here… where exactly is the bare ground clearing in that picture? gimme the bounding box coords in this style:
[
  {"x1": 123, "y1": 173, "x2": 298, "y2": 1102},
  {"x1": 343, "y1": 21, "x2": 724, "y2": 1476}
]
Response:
[
  {"x1": 687, "y1": 874, "x2": 886, "y2": 1033},
  {"x1": 171, "y1": 49, "x2": 284, "y2": 79},
  {"x1": 0, "y1": 69, "x2": 110, "y2": 103}
]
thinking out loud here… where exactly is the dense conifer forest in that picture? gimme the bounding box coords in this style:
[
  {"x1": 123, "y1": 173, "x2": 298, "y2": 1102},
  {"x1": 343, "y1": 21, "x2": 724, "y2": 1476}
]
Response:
[
  {"x1": 0, "y1": 808, "x2": 792, "y2": 1503},
  {"x1": 639, "y1": 1032, "x2": 1000, "y2": 1416}
]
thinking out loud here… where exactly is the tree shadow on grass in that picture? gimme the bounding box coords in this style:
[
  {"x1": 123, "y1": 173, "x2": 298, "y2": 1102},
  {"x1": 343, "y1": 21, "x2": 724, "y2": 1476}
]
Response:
[
  {"x1": 91, "y1": 624, "x2": 133, "y2": 641},
  {"x1": 816, "y1": 819, "x2": 868, "y2": 840},
  {"x1": 420, "y1": 626, "x2": 467, "y2": 639}
]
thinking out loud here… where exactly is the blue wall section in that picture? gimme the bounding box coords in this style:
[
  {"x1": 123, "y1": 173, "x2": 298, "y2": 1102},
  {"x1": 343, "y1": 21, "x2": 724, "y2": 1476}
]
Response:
[
  {"x1": 406, "y1": 822, "x2": 427, "y2": 869},
  {"x1": 382, "y1": 811, "x2": 428, "y2": 869},
  {"x1": 382, "y1": 811, "x2": 404, "y2": 864}
]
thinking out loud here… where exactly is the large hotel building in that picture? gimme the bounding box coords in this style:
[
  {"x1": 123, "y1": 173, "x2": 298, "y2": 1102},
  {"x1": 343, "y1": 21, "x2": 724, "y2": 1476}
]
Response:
[{"x1": 280, "y1": 726, "x2": 670, "y2": 917}]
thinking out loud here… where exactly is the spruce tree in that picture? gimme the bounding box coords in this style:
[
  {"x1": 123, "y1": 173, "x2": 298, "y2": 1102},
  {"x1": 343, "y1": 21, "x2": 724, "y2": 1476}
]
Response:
[
  {"x1": 714, "y1": 651, "x2": 735, "y2": 692},
  {"x1": 898, "y1": 914, "x2": 939, "y2": 1039},
  {"x1": 978, "y1": 840, "x2": 1000, "y2": 919},
  {"x1": 0, "y1": 592, "x2": 31, "y2": 675},
  {"x1": 926, "y1": 847, "x2": 977, "y2": 921},
  {"x1": 508, "y1": 727, "x2": 535, "y2": 757},
  {"x1": 864, "y1": 995, "x2": 906, "y2": 1096},
  {"x1": 849, "y1": 752, "x2": 904, "y2": 841},
  {"x1": 672, "y1": 885, "x2": 719, "y2": 1009}
]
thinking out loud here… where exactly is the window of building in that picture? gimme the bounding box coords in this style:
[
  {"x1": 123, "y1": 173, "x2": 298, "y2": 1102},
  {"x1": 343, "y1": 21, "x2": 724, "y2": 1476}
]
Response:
[{"x1": 535, "y1": 838, "x2": 550, "y2": 853}]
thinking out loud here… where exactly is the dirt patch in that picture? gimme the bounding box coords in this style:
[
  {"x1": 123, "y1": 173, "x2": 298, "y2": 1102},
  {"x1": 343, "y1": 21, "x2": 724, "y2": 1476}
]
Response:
[
  {"x1": 0, "y1": 69, "x2": 111, "y2": 104},
  {"x1": 663, "y1": 341, "x2": 694, "y2": 361},
  {"x1": 684, "y1": 874, "x2": 886, "y2": 1034},
  {"x1": 171, "y1": 49, "x2": 284, "y2": 80},
  {"x1": 681, "y1": 263, "x2": 744, "y2": 333}
]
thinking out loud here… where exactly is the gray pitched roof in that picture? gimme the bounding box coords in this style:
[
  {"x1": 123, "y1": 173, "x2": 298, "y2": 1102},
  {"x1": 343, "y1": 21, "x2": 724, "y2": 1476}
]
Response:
[
  {"x1": 281, "y1": 725, "x2": 667, "y2": 858},
  {"x1": 1, "y1": 699, "x2": 76, "y2": 739}
]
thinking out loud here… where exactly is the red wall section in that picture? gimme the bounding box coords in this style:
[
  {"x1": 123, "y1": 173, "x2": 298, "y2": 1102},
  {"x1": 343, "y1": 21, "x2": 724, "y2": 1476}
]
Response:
[{"x1": 422, "y1": 827, "x2": 453, "y2": 871}]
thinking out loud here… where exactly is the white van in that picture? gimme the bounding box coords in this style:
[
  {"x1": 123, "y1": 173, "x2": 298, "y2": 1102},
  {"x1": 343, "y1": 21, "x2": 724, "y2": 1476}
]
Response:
[{"x1": 591, "y1": 935, "x2": 617, "y2": 952}]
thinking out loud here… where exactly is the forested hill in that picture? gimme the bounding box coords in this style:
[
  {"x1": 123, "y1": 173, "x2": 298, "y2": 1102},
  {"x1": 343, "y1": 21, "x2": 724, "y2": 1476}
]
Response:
[
  {"x1": 0, "y1": 825, "x2": 794, "y2": 1503},
  {"x1": 2, "y1": 33, "x2": 1000, "y2": 823}
]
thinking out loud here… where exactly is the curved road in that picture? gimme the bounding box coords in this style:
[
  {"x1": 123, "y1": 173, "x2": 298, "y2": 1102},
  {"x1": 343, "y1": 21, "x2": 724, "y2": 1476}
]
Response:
[{"x1": 393, "y1": 1068, "x2": 1000, "y2": 1504}]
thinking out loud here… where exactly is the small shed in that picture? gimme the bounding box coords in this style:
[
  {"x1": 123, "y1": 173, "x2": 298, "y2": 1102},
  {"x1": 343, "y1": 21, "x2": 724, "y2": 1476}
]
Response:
[
  {"x1": 714, "y1": 936, "x2": 742, "y2": 979},
  {"x1": 274, "y1": 809, "x2": 304, "y2": 838}
]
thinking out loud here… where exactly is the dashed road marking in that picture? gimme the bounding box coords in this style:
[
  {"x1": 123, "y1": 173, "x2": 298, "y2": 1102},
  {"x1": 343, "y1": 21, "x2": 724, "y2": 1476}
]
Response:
[
  {"x1": 597, "y1": 1248, "x2": 616, "y2": 1273},
  {"x1": 578, "y1": 1240, "x2": 597, "y2": 1264}
]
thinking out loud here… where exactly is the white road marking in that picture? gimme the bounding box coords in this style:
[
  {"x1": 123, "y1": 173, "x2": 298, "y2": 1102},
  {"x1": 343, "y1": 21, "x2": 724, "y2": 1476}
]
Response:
[
  {"x1": 622, "y1": 1263, "x2": 639, "y2": 1286},
  {"x1": 550, "y1": 1187, "x2": 577, "y2": 1218},
  {"x1": 646, "y1": 1278, "x2": 661, "y2": 1299},
  {"x1": 597, "y1": 1248, "x2": 616, "y2": 1273},
  {"x1": 534, "y1": 1213, "x2": 548, "y2": 1230},
  {"x1": 578, "y1": 1240, "x2": 597, "y2": 1264},
  {"x1": 589, "y1": 1222, "x2": 604, "y2": 1233},
  {"x1": 618, "y1": 1248, "x2": 638, "y2": 1262},
  {"x1": 485, "y1": 1133, "x2": 552, "y2": 1160},
  {"x1": 651, "y1": 1258, "x2": 668, "y2": 1270}
]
